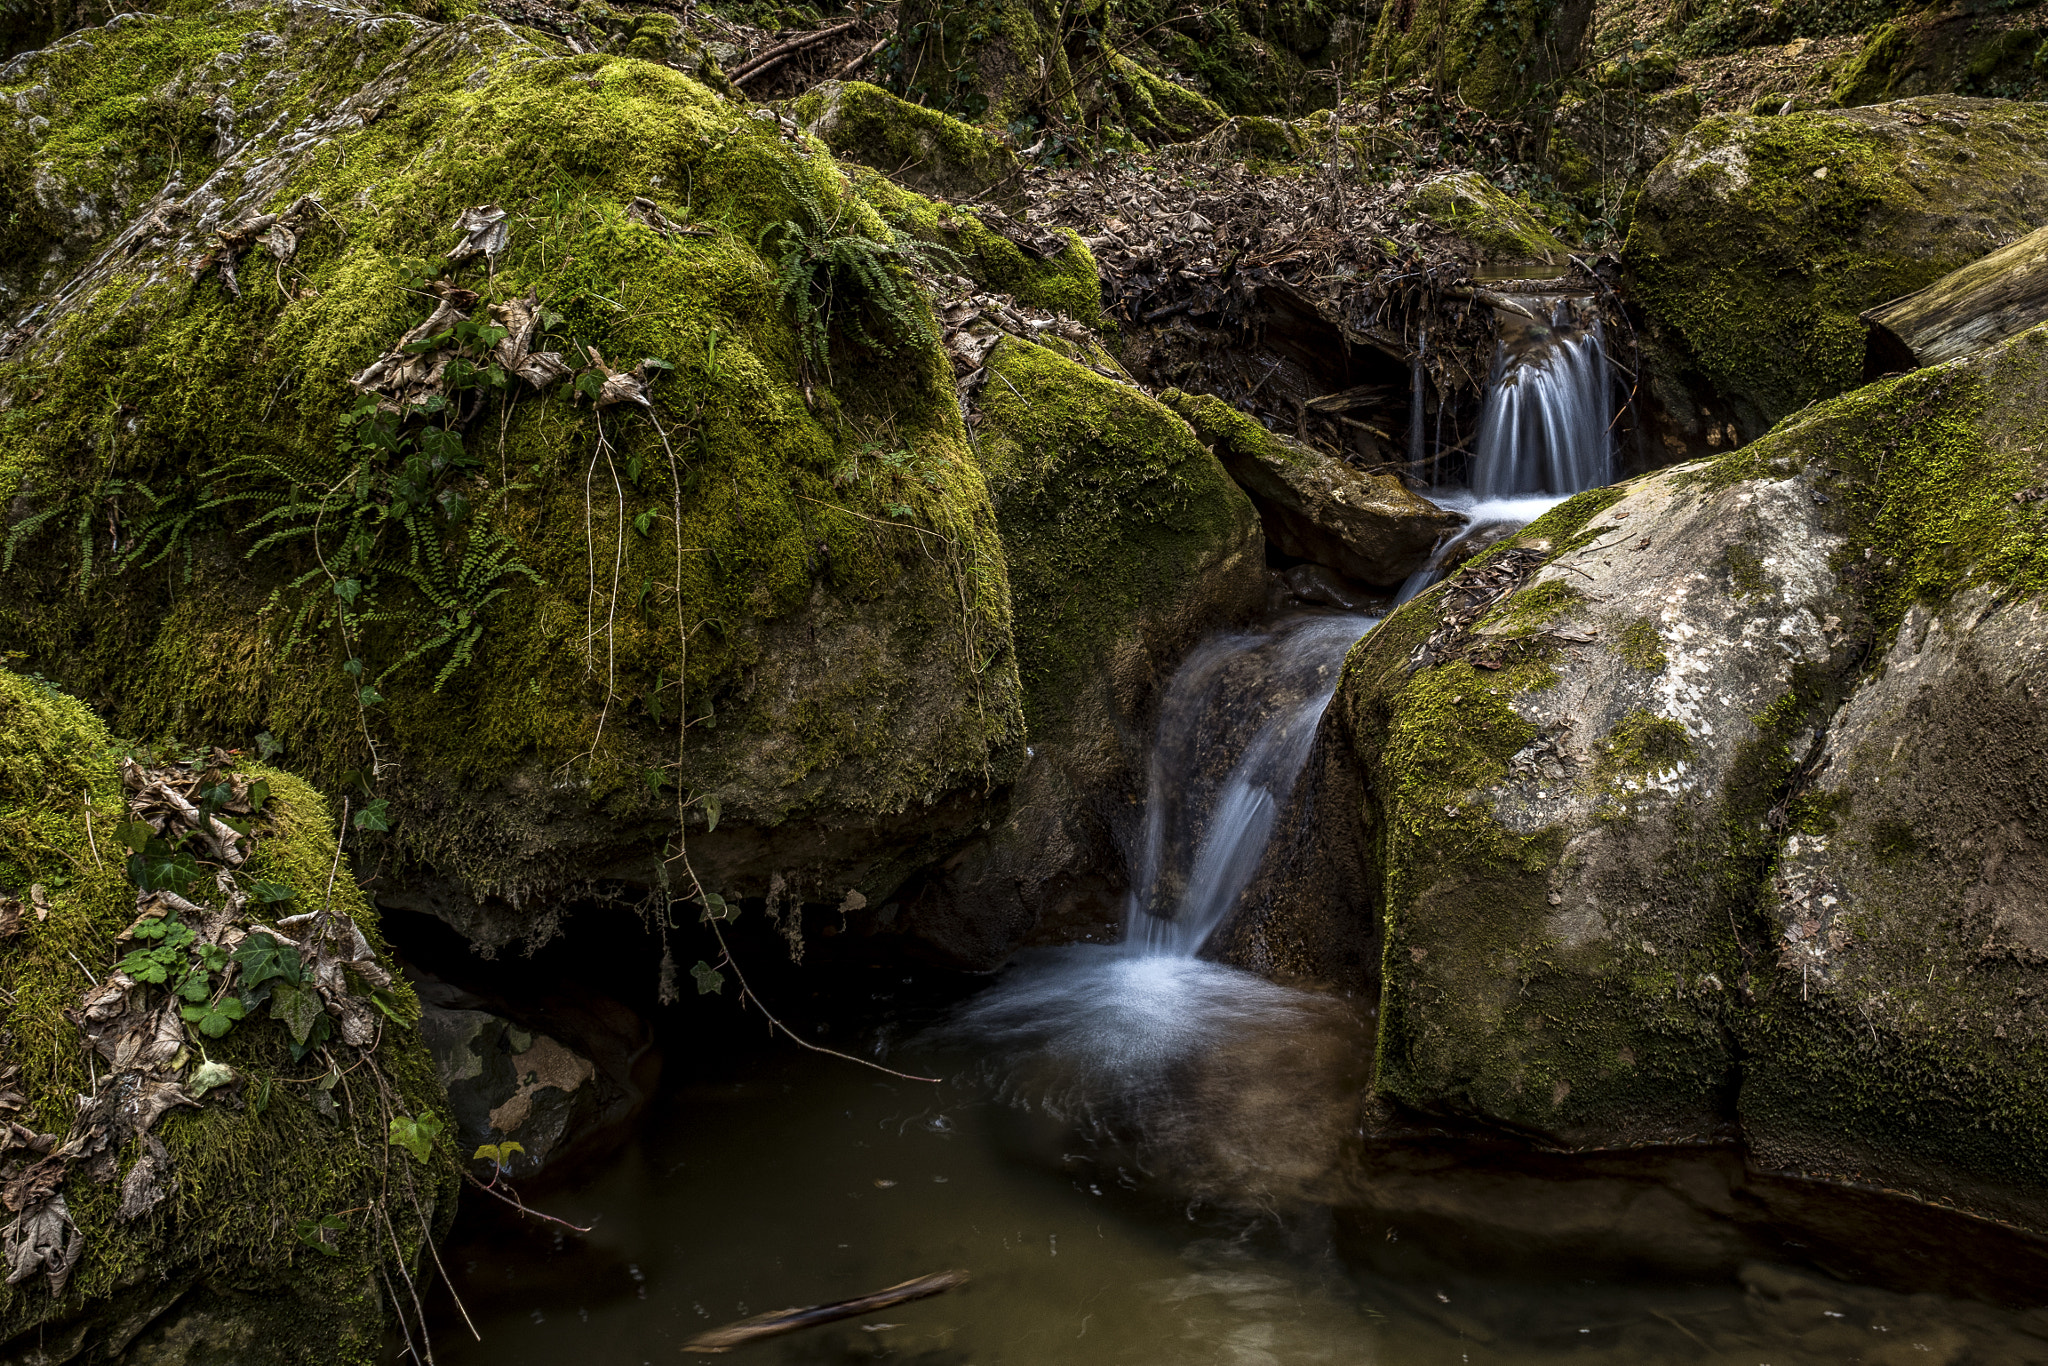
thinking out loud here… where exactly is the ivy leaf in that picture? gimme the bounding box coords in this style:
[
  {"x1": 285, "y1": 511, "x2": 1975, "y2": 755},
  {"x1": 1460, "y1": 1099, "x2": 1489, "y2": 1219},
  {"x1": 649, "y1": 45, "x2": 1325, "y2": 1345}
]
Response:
[
  {"x1": 234, "y1": 932, "x2": 300, "y2": 990},
  {"x1": 690, "y1": 960, "x2": 724, "y2": 995},
  {"x1": 632, "y1": 509, "x2": 655, "y2": 537},
  {"x1": 333, "y1": 578, "x2": 362, "y2": 605},
  {"x1": 114, "y1": 819, "x2": 154, "y2": 854},
  {"x1": 354, "y1": 799, "x2": 391, "y2": 833},
  {"x1": 701, "y1": 793, "x2": 720, "y2": 833},
  {"x1": 388, "y1": 1110, "x2": 445, "y2": 1165},
  {"x1": 268, "y1": 980, "x2": 324, "y2": 1045},
  {"x1": 254, "y1": 733, "x2": 284, "y2": 762},
  {"x1": 698, "y1": 891, "x2": 734, "y2": 922},
  {"x1": 182, "y1": 997, "x2": 246, "y2": 1038},
  {"x1": 247, "y1": 880, "x2": 296, "y2": 905}
]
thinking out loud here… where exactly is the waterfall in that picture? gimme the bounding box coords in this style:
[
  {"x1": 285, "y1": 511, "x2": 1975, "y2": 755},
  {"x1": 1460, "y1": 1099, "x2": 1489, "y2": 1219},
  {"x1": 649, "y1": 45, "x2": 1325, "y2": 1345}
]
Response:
[
  {"x1": 1122, "y1": 613, "x2": 1377, "y2": 959},
  {"x1": 1468, "y1": 298, "x2": 1614, "y2": 500}
]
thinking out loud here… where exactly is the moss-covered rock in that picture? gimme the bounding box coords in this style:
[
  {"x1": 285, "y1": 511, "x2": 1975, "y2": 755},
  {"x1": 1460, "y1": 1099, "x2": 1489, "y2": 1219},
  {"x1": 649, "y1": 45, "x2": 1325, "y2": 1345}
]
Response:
[
  {"x1": 1301, "y1": 320, "x2": 2048, "y2": 1228},
  {"x1": 905, "y1": 337, "x2": 1264, "y2": 962},
  {"x1": 1626, "y1": 95, "x2": 2048, "y2": 438},
  {"x1": 1362, "y1": 0, "x2": 1596, "y2": 118},
  {"x1": 1409, "y1": 170, "x2": 1575, "y2": 268},
  {"x1": 1166, "y1": 389, "x2": 1463, "y2": 588},
  {"x1": 1833, "y1": 13, "x2": 2048, "y2": 108},
  {"x1": 0, "y1": 3, "x2": 1055, "y2": 952},
  {"x1": 0, "y1": 669, "x2": 453, "y2": 1362},
  {"x1": 793, "y1": 80, "x2": 1021, "y2": 203}
]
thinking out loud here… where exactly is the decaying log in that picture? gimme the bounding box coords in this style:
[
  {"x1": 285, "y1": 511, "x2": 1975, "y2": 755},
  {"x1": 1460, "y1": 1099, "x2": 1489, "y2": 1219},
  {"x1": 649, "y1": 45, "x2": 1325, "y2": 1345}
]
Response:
[
  {"x1": 1862, "y1": 223, "x2": 2048, "y2": 376},
  {"x1": 681, "y1": 1270, "x2": 970, "y2": 1353}
]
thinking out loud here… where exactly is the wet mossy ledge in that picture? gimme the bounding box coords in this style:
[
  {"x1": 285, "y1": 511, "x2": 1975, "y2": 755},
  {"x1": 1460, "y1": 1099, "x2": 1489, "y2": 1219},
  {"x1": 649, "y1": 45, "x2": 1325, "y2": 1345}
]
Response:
[
  {"x1": 0, "y1": 2, "x2": 1200, "y2": 957},
  {"x1": 0, "y1": 669, "x2": 453, "y2": 1362},
  {"x1": 1308, "y1": 322, "x2": 2048, "y2": 1235}
]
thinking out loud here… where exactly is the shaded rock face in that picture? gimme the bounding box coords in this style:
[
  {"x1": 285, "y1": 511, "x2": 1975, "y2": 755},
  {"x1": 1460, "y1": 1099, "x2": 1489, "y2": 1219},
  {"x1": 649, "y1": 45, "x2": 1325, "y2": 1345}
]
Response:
[
  {"x1": 899, "y1": 337, "x2": 1267, "y2": 967},
  {"x1": 1168, "y1": 390, "x2": 1463, "y2": 589},
  {"x1": 1259, "y1": 322, "x2": 2048, "y2": 1236},
  {"x1": 1627, "y1": 95, "x2": 2048, "y2": 437},
  {"x1": 418, "y1": 995, "x2": 624, "y2": 1180}
]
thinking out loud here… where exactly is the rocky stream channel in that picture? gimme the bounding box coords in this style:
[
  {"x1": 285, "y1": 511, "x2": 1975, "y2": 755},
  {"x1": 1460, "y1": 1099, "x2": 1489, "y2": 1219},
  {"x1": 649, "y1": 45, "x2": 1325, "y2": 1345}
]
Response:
[{"x1": 7, "y1": 0, "x2": 2048, "y2": 1362}]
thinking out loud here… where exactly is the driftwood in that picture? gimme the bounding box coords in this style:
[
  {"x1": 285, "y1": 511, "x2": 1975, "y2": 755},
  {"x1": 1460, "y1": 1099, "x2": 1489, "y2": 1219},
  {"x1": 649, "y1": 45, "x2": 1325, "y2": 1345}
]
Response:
[
  {"x1": 729, "y1": 19, "x2": 862, "y2": 86},
  {"x1": 1863, "y1": 223, "x2": 2048, "y2": 376},
  {"x1": 681, "y1": 1270, "x2": 970, "y2": 1354}
]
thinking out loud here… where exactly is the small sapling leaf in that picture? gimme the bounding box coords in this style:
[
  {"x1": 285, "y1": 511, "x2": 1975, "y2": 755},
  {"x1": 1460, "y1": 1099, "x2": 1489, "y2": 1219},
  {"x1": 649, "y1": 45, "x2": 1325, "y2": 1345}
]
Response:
[
  {"x1": 388, "y1": 1110, "x2": 445, "y2": 1164},
  {"x1": 182, "y1": 996, "x2": 245, "y2": 1038},
  {"x1": 294, "y1": 1213, "x2": 347, "y2": 1257},
  {"x1": 115, "y1": 819, "x2": 154, "y2": 854},
  {"x1": 690, "y1": 960, "x2": 725, "y2": 995},
  {"x1": 702, "y1": 793, "x2": 720, "y2": 833}
]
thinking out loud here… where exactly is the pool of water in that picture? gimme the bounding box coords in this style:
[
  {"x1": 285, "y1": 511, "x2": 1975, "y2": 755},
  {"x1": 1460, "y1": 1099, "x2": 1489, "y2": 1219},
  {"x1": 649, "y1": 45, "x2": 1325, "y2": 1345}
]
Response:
[{"x1": 421, "y1": 952, "x2": 2048, "y2": 1366}]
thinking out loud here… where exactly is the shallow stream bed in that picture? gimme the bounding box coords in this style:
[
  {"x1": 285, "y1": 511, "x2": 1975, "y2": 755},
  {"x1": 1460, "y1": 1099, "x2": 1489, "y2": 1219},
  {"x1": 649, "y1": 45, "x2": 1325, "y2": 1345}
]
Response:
[{"x1": 422, "y1": 954, "x2": 2048, "y2": 1366}]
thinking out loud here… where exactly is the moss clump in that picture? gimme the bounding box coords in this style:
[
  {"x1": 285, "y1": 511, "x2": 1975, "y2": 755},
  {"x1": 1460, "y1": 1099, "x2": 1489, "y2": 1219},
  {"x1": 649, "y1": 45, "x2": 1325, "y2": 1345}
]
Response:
[
  {"x1": 973, "y1": 336, "x2": 1258, "y2": 739},
  {"x1": 1626, "y1": 97, "x2": 2048, "y2": 434},
  {"x1": 1595, "y1": 708, "x2": 1695, "y2": 782},
  {"x1": 793, "y1": 80, "x2": 1021, "y2": 203},
  {"x1": 1410, "y1": 171, "x2": 1572, "y2": 264},
  {"x1": 1723, "y1": 541, "x2": 1771, "y2": 597},
  {"x1": 1616, "y1": 617, "x2": 1668, "y2": 670},
  {"x1": 0, "y1": 670, "x2": 452, "y2": 1361}
]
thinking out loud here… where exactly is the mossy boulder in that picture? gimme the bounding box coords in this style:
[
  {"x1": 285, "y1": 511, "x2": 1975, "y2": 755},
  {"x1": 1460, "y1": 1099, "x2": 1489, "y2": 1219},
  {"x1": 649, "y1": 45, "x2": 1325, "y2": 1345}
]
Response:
[
  {"x1": 1300, "y1": 321, "x2": 2048, "y2": 1229},
  {"x1": 1834, "y1": 14, "x2": 2048, "y2": 108},
  {"x1": 1166, "y1": 389, "x2": 1463, "y2": 588},
  {"x1": 905, "y1": 337, "x2": 1264, "y2": 962},
  {"x1": 884, "y1": 0, "x2": 1223, "y2": 142},
  {"x1": 1625, "y1": 95, "x2": 2048, "y2": 437},
  {"x1": 1362, "y1": 0, "x2": 1596, "y2": 118},
  {"x1": 1409, "y1": 170, "x2": 1574, "y2": 269},
  {"x1": 0, "y1": 670, "x2": 453, "y2": 1362},
  {"x1": 792, "y1": 80, "x2": 1021, "y2": 204},
  {"x1": 0, "y1": 2, "x2": 1101, "y2": 958}
]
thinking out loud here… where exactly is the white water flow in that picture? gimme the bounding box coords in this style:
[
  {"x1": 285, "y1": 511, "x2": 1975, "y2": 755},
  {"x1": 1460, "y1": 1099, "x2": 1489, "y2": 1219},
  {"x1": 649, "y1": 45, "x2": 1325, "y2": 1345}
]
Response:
[
  {"x1": 1399, "y1": 296, "x2": 1615, "y2": 602},
  {"x1": 1124, "y1": 612, "x2": 1379, "y2": 958}
]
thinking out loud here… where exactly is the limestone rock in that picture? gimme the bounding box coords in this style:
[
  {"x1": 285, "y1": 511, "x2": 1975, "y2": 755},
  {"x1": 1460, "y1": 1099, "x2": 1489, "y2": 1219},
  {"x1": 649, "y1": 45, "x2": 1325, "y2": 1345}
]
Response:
[
  {"x1": 1293, "y1": 321, "x2": 2048, "y2": 1233},
  {"x1": 1627, "y1": 95, "x2": 2048, "y2": 436},
  {"x1": 1408, "y1": 171, "x2": 1574, "y2": 271},
  {"x1": 1168, "y1": 390, "x2": 1463, "y2": 588}
]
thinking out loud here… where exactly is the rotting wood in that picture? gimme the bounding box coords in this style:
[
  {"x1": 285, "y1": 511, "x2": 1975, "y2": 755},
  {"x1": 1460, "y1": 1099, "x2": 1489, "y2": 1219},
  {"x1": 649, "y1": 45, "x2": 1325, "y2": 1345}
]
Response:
[
  {"x1": 729, "y1": 19, "x2": 862, "y2": 85},
  {"x1": 1862, "y1": 223, "x2": 2048, "y2": 376},
  {"x1": 682, "y1": 1270, "x2": 969, "y2": 1353}
]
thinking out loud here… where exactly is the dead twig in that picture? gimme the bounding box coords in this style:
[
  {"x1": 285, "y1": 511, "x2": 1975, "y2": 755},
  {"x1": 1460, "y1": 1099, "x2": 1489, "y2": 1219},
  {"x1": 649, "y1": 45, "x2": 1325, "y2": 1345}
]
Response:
[{"x1": 683, "y1": 1270, "x2": 970, "y2": 1353}]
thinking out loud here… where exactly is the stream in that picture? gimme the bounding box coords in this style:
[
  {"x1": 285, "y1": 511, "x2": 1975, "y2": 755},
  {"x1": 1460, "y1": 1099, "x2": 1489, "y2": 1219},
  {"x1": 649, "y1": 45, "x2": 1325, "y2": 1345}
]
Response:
[{"x1": 419, "y1": 296, "x2": 2048, "y2": 1365}]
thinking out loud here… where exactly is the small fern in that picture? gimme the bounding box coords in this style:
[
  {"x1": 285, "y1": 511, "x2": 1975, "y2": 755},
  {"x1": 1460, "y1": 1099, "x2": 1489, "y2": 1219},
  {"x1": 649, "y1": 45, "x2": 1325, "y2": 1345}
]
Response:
[{"x1": 757, "y1": 175, "x2": 959, "y2": 381}]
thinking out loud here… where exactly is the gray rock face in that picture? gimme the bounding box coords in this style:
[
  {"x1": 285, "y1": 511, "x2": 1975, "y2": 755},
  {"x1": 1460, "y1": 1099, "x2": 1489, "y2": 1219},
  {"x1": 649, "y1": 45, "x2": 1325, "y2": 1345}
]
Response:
[{"x1": 1265, "y1": 321, "x2": 2048, "y2": 1235}]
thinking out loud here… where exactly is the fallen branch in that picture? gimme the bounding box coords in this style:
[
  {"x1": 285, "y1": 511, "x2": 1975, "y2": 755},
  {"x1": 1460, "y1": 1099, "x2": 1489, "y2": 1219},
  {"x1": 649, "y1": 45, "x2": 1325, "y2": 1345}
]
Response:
[
  {"x1": 833, "y1": 34, "x2": 890, "y2": 80},
  {"x1": 683, "y1": 1270, "x2": 970, "y2": 1353},
  {"x1": 460, "y1": 1168, "x2": 595, "y2": 1234},
  {"x1": 729, "y1": 19, "x2": 861, "y2": 84}
]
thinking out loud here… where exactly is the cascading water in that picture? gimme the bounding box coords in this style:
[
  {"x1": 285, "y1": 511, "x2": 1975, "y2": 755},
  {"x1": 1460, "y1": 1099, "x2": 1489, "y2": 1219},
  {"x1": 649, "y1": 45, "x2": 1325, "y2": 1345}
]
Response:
[
  {"x1": 944, "y1": 612, "x2": 1379, "y2": 1203},
  {"x1": 1398, "y1": 295, "x2": 1616, "y2": 602}
]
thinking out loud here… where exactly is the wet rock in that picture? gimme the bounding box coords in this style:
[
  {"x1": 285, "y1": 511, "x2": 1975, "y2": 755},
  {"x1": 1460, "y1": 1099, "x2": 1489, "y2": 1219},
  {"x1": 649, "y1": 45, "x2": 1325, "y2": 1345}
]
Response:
[
  {"x1": 1278, "y1": 563, "x2": 1379, "y2": 612},
  {"x1": 1288, "y1": 321, "x2": 2048, "y2": 1236},
  {"x1": 1167, "y1": 389, "x2": 1463, "y2": 588},
  {"x1": 1627, "y1": 95, "x2": 2048, "y2": 436},
  {"x1": 899, "y1": 336, "x2": 1265, "y2": 967}
]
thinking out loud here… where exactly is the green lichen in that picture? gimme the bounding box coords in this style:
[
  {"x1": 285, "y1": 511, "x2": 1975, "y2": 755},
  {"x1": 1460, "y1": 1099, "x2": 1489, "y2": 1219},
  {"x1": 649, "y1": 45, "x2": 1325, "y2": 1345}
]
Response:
[{"x1": 0, "y1": 670, "x2": 452, "y2": 1360}]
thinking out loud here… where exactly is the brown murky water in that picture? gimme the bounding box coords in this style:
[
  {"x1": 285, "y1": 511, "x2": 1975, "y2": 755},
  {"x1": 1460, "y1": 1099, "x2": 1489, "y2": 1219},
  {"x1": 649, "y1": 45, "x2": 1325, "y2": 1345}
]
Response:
[{"x1": 423, "y1": 954, "x2": 2048, "y2": 1366}]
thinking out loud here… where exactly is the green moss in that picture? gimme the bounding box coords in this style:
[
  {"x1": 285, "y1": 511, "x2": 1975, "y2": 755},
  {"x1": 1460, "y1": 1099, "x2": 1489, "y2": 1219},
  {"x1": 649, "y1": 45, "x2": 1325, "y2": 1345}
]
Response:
[
  {"x1": 0, "y1": 14, "x2": 1033, "y2": 907},
  {"x1": 1362, "y1": 0, "x2": 1586, "y2": 116},
  {"x1": 1617, "y1": 617, "x2": 1668, "y2": 670},
  {"x1": 1595, "y1": 708, "x2": 1695, "y2": 783},
  {"x1": 973, "y1": 336, "x2": 1256, "y2": 739},
  {"x1": 853, "y1": 169, "x2": 1102, "y2": 322},
  {"x1": 0, "y1": 670, "x2": 452, "y2": 1358},
  {"x1": 1486, "y1": 578, "x2": 1581, "y2": 635},
  {"x1": 1105, "y1": 50, "x2": 1225, "y2": 143},
  {"x1": 794, "y1": 81, "x2": 1020, "y2": 201},
  {"x1": 1724, "y1": 541, "x2": 1770, "y2": 597},
  {"x1": 1410, "y1": 171, "x2": 1572, "y2": 262},
  {"x1": 1626, "y1": 98, "x2": 2048, "y2": 433}
]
